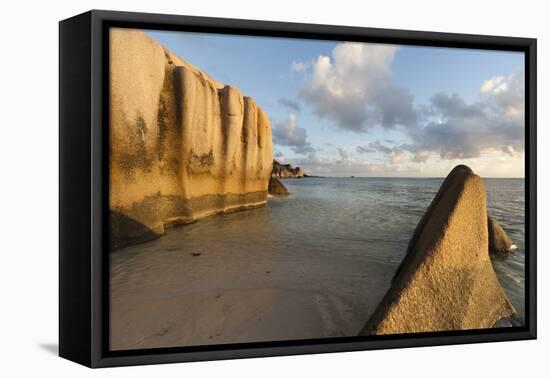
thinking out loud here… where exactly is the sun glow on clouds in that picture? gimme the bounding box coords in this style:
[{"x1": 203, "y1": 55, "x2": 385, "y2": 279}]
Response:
[
  {"x1": 481, "y1": 75, "x2": 508, "y2": 94},
  {"x1": 286, "y1": 42, "x2": 525, "y2": 177}
]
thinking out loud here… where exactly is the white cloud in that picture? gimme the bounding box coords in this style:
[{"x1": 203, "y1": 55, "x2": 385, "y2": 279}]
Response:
[
  {"x1": 482, "y1": 72, "x2": 525, "y2": 119},
  {"x1": 272, "y1": 114, "x2": 314, "y2": 155},
  {"x1": 299, "y1": 42, "x2": 417, "y2": 132},
  {"x1": 480, "y1": 75, "x2": 505, "y2": 94},
  {"x1": 337, "y1": 147, "x2": 349, "y2": 161},
  {"x1": 411, "y1": 149, "x2": 431, "y2": 163},
  {"x1": 388, "y1": 149, "x2": 406, "y2": 164},
  {"x1": 290, "y1": 60, "x2": 308, "y2": 72},
  {"x1": 502, "y1": 145, "x2": 517, "y2": 157}
]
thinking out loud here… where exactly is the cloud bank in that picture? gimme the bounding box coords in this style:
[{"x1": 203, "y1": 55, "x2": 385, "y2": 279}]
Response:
[
  {"x1": 294, "y1": 153, "x2": 422, "y2": 177},
  {"x1": 296, "y1": 41, "x2": 524, "y2": 165},
  {"x1": 406, "y1": 71, "x2": 525, "y2": 161}
]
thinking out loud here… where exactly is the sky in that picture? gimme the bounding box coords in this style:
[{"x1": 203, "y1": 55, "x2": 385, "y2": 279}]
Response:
[{"x1": 145, "y1": 29, "x2": 525, "y2": 178}]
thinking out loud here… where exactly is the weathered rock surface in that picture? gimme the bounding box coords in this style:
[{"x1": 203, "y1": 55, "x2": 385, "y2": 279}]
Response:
[
  {"x1": 110, "y1": 29, "x2": 273, "y2": 249},
  {"x1": 272, "y1": 160, "x2": 304, "y2": 178},
  {"x1": 268, "y1": 177, "x2": 290, "y2": 196},
  {"x1": 488, "y1": 216, "x2": 517, "y2": 254},
  {"x1": 360, "y1": 165, "x2": 515, "y2": 335}
]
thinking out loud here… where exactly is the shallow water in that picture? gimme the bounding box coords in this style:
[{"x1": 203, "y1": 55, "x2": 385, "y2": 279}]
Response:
[
  {"x1": 280, "y1": 177, "x2": 525, "y2": 321},
  {"x1": 111, "y1": 177, "x2": 525, "y2": 348},
  {"x1": 484, "y1": 178, "x2": 526, "y2": 321}
]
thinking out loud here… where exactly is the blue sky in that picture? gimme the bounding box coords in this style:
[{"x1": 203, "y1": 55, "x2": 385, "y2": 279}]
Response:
[{"x1": 146, "y1": 29, "x2": 525, "y2": 178}]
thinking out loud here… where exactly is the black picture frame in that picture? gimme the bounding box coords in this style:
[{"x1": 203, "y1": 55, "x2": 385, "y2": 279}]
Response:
[{"x1": 59, "y1": 9, "x2": 537, "y2": 368}]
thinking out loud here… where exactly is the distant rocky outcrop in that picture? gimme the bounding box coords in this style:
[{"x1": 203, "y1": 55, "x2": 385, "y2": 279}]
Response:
[
  {"x1": 272, "y1": 160, "x2": 304, "y2": 178},
  {"x1": 110, "y1": 29, "x2": 273, "y2": 249},
  {"x1": 360, "y1": 165, "x2": 515, "y2": 335},
  {"x1": 488, "y1": 216, "x2": 517, "y2": 254},
  {"x1": 268, "y1": 177, "x2": 290, "y2": 196}
]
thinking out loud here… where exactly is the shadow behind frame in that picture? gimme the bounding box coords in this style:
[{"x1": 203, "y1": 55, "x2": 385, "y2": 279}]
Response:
[{"x1": 59, "y1": 9, "x2": 537, "y2": 368}]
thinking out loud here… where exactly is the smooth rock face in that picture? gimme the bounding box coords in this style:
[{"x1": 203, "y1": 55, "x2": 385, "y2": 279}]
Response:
[
  {"x1": 360, "y1": 165, "x2": 515, "y2": 335},
  {"x1": 268, "y1": 177, "x2": 290, "y2": 196},
  {"x1": 109, "y1": 29, "x2": 273, "y2": 249},
  {"x1": 488, "y1": 216, "x2": 517, "y2": 254}
]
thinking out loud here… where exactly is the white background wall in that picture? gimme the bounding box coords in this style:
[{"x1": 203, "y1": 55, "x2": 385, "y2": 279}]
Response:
[{"x1": 0, "y1": 0, "x2": 547, "y2": 376}]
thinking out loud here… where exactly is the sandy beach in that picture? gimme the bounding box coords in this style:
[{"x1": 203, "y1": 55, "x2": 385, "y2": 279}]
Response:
[{"x1": 110, "y1": 204, "x2": 397, "y2": 350}]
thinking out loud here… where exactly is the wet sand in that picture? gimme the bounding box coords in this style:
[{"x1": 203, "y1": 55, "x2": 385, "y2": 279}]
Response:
[{"x1": 110, "y1": 205, "x2": 396, "y2": 351}]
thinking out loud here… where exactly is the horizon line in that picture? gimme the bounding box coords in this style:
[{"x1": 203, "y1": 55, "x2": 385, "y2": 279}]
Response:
[{"x1": 300, "y1": 175, "x2": 525, "y2": 179}]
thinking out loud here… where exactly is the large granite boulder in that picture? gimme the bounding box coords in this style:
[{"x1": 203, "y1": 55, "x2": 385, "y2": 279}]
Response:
[
  {"x1": 488, "y1": 216, "x2": 517, "y2": 254},
  {"x1": 109, "y1": 29, "x2": 273, "y2": 249},
  {"x1": 360, "y1": 165, "x2": 515, "y2": 335}
]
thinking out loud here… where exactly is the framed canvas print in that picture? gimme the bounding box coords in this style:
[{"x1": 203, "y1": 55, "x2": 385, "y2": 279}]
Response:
[{"x1": 59, "y1": 10, "x2": 537, "y2": 368}]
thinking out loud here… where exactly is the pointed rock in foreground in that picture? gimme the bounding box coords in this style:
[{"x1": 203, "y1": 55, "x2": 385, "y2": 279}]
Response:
[
  {"x1": 488, "y1": 216, "x2": 517, "y2": 254},
  {"x1": 360, "y1": 165, "x2": 515, "y2": 335},
  {"x1": 268, "y1": 177, "x2": 290, "y2": 196}
]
